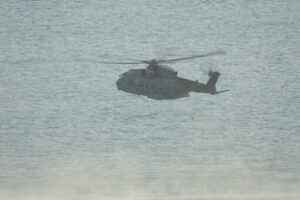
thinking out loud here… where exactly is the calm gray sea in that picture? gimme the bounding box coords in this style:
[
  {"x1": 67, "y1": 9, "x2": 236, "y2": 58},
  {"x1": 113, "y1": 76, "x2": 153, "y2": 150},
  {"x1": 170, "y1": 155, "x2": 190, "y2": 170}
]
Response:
[{"x1": 0, "y1": 0, "x2": 299, "y2": 199}]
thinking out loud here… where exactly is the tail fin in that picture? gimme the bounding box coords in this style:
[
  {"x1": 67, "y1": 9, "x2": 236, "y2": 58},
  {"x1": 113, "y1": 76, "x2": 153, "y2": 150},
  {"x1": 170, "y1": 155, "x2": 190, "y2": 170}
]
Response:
[{"x1": 206, "y1": 71, "x2": 220, "y2": 94}]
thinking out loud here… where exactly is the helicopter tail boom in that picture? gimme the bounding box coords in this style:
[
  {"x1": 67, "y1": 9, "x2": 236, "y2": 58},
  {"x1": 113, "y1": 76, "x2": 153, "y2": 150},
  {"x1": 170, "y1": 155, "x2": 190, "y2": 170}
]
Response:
[
  {"x1": 179, "y1": 71, "x2": 228, "y2": 95},
  {"x1": 205, "y1": 71, "x2": 220, "y2": 94}
]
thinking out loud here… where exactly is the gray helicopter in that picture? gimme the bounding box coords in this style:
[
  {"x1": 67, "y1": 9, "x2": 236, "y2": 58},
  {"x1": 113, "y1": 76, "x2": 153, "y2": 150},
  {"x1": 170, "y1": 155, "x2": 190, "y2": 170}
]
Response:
[{"x1": 102, "y1": 50, "x2": 229, "y2": 100}]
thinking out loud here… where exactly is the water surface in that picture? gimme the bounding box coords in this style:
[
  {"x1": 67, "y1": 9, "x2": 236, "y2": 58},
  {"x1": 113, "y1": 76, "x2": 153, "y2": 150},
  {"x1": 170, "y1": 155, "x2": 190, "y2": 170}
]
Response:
[{"x1": 0, "y1": 0, "x2": 299, "y2": 199}]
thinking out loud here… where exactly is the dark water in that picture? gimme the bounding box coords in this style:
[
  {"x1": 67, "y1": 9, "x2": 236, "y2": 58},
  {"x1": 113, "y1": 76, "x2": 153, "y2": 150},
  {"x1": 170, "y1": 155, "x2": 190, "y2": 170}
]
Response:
[{"x1": 0, "y1": 0, "x2": 299, "y2": 199}]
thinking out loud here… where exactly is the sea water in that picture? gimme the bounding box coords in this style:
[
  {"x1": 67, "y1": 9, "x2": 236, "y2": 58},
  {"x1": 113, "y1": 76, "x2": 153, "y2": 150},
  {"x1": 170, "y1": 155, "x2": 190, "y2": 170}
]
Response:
[{"x1": 0, "y1": 0, "x2": 299, "y2": 199}]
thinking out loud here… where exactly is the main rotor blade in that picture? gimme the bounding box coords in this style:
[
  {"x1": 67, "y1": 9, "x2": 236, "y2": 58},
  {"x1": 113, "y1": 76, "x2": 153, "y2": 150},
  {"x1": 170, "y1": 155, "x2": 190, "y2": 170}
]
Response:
[
  {"x1": 158, "y1": 49, "x2": 226, "y2": 63},
  {"x1": 117, "y1": 57, "x2": 145, "y2": 62},
  {"x1": 99, "y1": 61, "x2": 143, "y2": 65}
]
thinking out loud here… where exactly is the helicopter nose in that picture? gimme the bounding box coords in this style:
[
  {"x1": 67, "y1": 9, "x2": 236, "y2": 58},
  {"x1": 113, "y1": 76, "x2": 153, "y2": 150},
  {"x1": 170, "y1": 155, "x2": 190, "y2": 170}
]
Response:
[{"x1": 116, "y1": 77, "x2": 124, "y2": 90}]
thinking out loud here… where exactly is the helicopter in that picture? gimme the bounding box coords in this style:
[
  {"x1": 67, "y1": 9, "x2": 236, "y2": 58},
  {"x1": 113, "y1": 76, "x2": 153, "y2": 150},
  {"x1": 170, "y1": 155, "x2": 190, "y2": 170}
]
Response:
[{"x1": 101, "y1": 50, "x2": 229, "y2": 100}]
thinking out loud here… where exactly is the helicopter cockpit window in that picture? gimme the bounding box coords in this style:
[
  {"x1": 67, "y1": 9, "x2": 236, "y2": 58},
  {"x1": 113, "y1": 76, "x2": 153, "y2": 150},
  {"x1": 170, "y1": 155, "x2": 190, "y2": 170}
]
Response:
[{"x1": 119, "y1": 72, "x2": 127, "y2": 78}]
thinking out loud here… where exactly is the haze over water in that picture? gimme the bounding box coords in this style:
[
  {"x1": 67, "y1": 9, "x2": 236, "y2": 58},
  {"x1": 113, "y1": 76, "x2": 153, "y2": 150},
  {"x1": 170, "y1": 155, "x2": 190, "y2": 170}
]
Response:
[{"x1": 0, "y1": 0, "x2": 299, "y2": 199}]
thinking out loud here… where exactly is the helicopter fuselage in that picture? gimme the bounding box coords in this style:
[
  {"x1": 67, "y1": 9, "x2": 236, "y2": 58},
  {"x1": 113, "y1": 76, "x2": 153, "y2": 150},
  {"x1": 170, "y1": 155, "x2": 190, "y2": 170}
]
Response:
[{"x1": 116, "y1": 65, "x2": 219, "y2": 100}]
